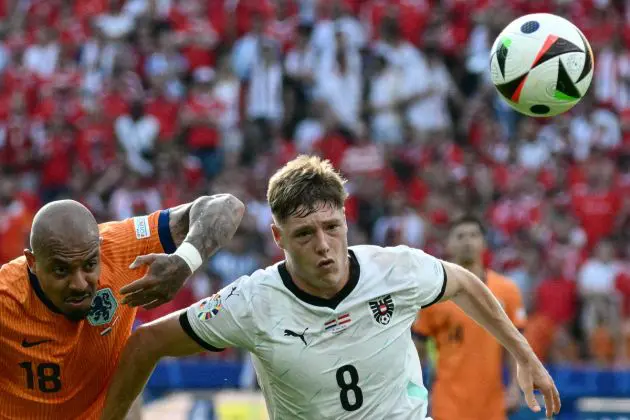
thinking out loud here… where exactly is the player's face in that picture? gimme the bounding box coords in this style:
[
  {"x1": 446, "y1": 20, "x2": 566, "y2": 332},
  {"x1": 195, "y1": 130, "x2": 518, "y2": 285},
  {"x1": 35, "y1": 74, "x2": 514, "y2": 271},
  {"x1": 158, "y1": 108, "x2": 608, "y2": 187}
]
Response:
[
  {"x1": 272, "y1": 204, "x2": 349, "y2": 290},
  {"x1": 446, "y1": 223, "x2": 485, "y2": 265},
  {"x1": 26, "y1": 238, "x2": 101, "y2": 321}
]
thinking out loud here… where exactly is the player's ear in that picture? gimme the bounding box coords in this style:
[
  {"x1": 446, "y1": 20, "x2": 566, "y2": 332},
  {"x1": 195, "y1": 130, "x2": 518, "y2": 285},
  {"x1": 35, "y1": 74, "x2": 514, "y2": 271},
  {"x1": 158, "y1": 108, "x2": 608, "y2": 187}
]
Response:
[
  {"x1": 270, "y1": 224, "x2": 285, "y2": 250},
  {"x1": 24, "y1": 249, "x2": 36, "y2": 273},
  {"x1": 99, "y1": 236, "x2": 103, "y2": 245}
]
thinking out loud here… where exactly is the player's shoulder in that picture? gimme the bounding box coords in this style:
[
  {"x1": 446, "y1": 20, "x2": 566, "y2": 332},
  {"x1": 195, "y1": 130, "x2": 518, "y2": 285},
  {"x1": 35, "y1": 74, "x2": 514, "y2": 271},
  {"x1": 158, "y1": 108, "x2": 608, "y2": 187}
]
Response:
[
  {"x1": 0, "y1": 257, "x2": 30, "y2": 310},
  {"x1": 227, "y1": 264, "x2": 282, "y2": 296},
  {"x1": 350, "y1": 244, "x2": 431, "y2": 265}
]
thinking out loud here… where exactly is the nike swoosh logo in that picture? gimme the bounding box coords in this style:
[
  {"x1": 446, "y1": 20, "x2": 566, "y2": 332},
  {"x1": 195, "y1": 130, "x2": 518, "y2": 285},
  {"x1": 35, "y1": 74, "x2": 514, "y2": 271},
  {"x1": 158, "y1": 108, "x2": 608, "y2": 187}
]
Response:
[{"x1": 21, "y1": 339, "x2": 52, "y2": 348}]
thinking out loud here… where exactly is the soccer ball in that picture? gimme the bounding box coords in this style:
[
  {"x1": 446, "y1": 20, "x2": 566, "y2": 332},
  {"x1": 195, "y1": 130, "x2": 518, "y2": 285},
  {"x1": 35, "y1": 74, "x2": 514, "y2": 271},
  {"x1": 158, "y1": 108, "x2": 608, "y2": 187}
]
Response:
[{"x1": 489, "y1": 13, "x2": 594, "y2": 117}]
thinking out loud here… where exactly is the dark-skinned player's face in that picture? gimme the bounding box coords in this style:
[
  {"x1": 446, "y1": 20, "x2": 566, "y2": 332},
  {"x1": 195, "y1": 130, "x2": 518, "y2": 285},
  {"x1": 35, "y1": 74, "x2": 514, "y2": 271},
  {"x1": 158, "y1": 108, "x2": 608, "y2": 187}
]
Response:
[
  {"x1": 26, "y1": 239, "x2": 101, "y2": 321},
  {"x1": 446, "y1": 222, "x2": 485, "y2": 265}
]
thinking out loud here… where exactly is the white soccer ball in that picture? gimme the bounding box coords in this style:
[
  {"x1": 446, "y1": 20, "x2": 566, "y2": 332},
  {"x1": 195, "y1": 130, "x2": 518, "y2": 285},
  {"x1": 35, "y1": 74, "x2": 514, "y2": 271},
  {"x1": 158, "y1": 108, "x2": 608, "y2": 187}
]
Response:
[{"x1": 489, "y1": 13, "x2": 594, "y2": 117}]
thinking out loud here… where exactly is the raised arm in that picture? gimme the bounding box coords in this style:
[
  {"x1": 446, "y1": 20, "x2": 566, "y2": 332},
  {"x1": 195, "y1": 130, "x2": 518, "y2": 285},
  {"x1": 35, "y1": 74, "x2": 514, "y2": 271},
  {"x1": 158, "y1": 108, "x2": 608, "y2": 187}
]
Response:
[
  {"x1": 121, "y1": 194, "x2": 245, "y2": 309},
  {"x1": 100, "y1": 311, "x2": 203, "y2": 420},
  {"x1": 439, "y1": 260, "x2": 561, "y2": 417},
  {"x1": 102, "y1": 274, "x2": 256, "y2": 420}
]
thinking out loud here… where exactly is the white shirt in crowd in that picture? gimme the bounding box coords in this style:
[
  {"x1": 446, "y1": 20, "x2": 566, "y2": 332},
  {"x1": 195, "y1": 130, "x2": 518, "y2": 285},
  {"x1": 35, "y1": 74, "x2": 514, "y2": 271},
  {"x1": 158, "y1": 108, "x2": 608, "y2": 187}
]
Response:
[{"x1": 246, "y1": 58, "x2": 283, "y2": 122}]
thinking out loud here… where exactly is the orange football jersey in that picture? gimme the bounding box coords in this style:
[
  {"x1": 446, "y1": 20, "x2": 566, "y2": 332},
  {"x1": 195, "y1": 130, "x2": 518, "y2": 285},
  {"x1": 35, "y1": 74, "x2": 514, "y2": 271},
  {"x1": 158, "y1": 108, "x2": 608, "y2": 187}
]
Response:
[
  {"x1": 412, "y1": 270, "x2": 527, "y2": 420},
  {"x1": 0, "y1": 210, "x2": 176, "y2": 420}
]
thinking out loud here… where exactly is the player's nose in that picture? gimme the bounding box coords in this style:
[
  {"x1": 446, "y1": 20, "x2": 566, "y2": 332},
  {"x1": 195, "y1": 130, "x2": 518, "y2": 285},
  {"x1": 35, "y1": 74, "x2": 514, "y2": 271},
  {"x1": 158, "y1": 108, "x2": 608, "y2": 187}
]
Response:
[
  {"x1": 67, "y1": 272, "x2": 89, "y2": 292},
  {"x1": 313, "y1": 229, "x2": 330, "y2": 254}
]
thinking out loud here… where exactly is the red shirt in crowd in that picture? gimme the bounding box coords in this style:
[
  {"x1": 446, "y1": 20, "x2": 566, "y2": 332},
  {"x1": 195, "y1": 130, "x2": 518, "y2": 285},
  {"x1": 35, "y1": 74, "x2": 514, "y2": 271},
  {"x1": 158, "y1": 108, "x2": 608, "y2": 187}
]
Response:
[
  {"x1": 183, "y1": 92, "x2": 225, "y2": 149},
  {"x1": 571, "y1": 189, "x2": 622, "y2": 248},
  {"x1": 533, "y1": 277, "x2": 577, "y2": 325}
]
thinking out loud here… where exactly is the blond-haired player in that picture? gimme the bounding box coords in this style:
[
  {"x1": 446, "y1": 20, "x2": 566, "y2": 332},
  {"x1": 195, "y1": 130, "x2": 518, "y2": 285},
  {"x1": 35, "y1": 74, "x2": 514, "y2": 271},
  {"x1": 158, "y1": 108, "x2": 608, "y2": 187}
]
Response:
[{"x1": 101, "y1": 155, "x2": 560, "y2": 420}]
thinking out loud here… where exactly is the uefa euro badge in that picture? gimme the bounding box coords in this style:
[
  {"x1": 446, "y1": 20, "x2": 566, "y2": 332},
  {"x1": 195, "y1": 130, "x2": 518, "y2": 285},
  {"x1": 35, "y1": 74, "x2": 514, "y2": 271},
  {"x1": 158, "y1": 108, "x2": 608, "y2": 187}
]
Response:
[
  {"x1": 369, "y1": 294, "x2": 395, "y2": 325},
  {"x1": 197, "y1": 293, "x2": 223, "y2": 321},
  {"x1": 87, "y1": 288, "x2": 118, "y2": 327}
]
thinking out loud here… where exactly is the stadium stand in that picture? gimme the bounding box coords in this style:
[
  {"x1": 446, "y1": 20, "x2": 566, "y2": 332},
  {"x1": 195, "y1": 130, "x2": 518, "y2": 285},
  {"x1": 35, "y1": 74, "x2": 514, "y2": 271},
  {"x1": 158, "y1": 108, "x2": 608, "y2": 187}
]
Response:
[{"x1": 1, "y1": 0, "x2": 630, "y2": 418}]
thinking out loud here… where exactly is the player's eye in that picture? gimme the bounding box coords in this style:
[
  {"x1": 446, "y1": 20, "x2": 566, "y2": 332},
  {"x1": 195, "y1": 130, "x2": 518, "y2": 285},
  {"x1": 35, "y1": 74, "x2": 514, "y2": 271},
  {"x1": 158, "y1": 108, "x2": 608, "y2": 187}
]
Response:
[
  {"x1": 84, "y1": 260, "x2": 97, "y2": 271},
  {"x1": 327, "y1": 224, "x2": 340, "y2": 231},
  {"x1": 53, "y1": 266, "x2": 68, "y2": 277}
]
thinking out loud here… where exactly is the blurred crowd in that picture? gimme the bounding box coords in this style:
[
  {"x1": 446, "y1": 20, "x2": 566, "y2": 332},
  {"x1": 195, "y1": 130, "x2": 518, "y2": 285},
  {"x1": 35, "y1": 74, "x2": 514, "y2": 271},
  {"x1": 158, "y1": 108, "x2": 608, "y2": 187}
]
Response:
[{"x1": 1, "y1": 0, "x2": 630, "y2": 368}]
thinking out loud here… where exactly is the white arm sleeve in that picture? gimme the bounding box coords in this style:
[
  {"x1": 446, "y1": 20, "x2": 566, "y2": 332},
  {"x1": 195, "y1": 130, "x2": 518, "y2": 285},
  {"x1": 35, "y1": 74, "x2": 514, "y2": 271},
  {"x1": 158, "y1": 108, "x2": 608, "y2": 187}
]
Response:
[
  {"x1": 180, "y1": 276, "x2": 257, "y2": 352},
  {"x1": 406, "y1": 247, "x2": 447, "y2": 309}
]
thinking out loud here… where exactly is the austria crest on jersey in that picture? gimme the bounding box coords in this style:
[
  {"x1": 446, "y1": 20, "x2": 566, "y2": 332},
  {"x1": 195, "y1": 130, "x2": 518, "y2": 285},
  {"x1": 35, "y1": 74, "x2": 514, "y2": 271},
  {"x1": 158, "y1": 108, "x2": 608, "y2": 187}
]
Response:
[
  {"x1": 87, "y1": 288, "x2": 118, "y2": 326},
  {"x1": 369, "y1": 294, "x2": 395, "y2": 325}
]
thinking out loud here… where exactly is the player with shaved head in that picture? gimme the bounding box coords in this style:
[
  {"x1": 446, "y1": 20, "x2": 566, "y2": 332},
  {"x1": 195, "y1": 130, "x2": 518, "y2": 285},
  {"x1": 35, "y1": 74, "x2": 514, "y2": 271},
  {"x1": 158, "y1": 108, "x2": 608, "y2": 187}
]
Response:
[
  {"x1": 0, "y1": 195, "x2": 244, "y2": 419},
  {"x1": 26, "y1": 200, "x2": 102, "y2": 321}
]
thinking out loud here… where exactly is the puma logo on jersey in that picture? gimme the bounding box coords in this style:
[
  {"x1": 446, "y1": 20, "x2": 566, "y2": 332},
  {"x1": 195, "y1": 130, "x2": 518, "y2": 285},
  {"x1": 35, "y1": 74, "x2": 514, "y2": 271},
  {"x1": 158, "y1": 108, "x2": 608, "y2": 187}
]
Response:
[
  {"x1": 225, "y1": 287, "x2": 239, "y2": 301},
  {"x1": 284, "y1": 328, "x2": 308, "y2": 346}
]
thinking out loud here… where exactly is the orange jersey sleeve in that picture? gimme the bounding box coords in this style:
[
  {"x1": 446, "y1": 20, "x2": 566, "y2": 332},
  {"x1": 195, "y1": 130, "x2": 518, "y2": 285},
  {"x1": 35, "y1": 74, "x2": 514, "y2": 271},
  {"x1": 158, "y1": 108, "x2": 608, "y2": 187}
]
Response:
[
  {"x1": 0, "y1": 210, "x2": 178, "y2": 420},
  {"x1": 97, "y1": 209, "x2": 178, "y2": 291}
]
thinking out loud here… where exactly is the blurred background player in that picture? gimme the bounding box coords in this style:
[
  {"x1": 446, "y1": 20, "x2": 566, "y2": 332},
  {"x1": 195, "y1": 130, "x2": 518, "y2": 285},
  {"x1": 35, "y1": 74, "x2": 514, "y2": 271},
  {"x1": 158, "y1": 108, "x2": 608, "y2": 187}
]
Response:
[
  {"x1": 0, "y1": 196, "x2": 244, "y2": 419},
  {"x1": 413, "y1": 215, "x2": 527, "y2": 420}
]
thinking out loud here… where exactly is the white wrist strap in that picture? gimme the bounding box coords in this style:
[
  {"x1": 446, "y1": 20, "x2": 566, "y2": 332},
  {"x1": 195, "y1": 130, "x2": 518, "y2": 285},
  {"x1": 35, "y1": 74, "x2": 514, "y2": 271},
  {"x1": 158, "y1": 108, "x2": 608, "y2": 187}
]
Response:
[{"x1": 174, "y1": 242, "x2": 203, "y2": 273}]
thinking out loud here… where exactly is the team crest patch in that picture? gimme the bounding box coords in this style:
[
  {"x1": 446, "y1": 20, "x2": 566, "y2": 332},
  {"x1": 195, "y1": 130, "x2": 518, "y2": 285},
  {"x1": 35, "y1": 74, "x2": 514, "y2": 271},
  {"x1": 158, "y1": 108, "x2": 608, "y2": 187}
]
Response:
[
  {"x1": 369, "y1": 295, "x2": 395, "y2": 325},
  {"x1": 197, "y1": 294, "x2": 222, "y2": 321},
  {"x1": 87, "y1": 288, "x2": 118, "y2": 326}
]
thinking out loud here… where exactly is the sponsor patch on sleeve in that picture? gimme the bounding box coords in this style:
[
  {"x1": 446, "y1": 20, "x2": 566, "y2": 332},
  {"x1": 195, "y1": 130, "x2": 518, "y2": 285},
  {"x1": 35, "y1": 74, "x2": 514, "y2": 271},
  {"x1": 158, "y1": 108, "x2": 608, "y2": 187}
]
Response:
[{"x1": 133, "y1": 216, "x2": 151, "y2": 239}]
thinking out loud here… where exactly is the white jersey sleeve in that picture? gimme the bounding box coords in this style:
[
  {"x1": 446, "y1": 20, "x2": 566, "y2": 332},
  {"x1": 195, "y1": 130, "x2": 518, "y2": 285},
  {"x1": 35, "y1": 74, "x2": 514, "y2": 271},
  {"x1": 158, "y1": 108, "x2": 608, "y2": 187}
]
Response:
[
  {"x1": 405, "y1": 247, "x2": 447, "y2": 309},
  {"x1": 179, "y1": 275, "x2": 258, "y2": 352}
]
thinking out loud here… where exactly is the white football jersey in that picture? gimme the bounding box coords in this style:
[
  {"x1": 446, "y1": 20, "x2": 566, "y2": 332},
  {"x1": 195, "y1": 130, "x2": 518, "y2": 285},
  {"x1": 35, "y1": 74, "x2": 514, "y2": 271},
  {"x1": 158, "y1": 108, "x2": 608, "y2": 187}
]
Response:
[{"x1": 180, "y1": 245, "x2": 446, "y2": 420}]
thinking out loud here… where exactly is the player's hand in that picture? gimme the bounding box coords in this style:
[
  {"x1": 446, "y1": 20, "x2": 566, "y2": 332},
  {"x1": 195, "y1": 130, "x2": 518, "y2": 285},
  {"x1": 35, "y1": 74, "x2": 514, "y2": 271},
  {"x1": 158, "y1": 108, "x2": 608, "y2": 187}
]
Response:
[
  {"x1": 516, "y1": 358, "x2": 561, "y2": 418},
  {"x1": 120, "y1": 253, "x2": 192, "y2": 309}
]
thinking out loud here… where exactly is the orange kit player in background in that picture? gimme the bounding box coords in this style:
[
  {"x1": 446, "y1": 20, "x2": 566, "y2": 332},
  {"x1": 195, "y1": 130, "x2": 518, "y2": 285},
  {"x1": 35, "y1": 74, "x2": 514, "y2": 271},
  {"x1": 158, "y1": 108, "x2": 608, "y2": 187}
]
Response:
[
  {"x1": 413, "y1": 215, "x2": 528, "y2": 420},
  {"x1": 0, "y1": 195, "x2": 244, "y2": 420}
]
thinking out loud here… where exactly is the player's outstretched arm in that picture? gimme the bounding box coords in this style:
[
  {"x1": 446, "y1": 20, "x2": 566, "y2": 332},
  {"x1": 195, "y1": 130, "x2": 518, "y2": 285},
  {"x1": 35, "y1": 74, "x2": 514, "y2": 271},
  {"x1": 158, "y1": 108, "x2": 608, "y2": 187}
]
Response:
[
  {"x1": 100, "y1": 311, "x2": 204, "y2": 420},
  {"x1": 440, "y1": 261, "x2": 561, "y2": 418},
  {"x1": 121, "y1": 194, "x2": 245, "y2": 309}
]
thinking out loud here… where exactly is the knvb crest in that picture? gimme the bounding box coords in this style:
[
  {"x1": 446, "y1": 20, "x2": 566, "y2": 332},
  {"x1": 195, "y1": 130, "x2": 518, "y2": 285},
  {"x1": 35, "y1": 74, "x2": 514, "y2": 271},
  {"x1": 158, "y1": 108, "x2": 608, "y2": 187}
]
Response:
[
  {"x1": 87, "y1": 288, "x2": 118, "y2": 326},
  {"x1": 369, "y1": 294, "x2": 395, "y2": 325}
]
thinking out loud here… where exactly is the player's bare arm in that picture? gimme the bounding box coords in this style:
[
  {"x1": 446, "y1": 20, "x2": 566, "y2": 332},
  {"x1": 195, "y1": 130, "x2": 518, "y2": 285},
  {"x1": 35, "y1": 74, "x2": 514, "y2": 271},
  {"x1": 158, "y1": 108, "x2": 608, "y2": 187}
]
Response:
[
  {"x1": 440, "y1": 260, "x2": 561, "y2": 418},
  {"x1": 100, "y1": 311, "x2": 205, "y2": 420},
  {"x1": 120, "y1": 194, "x2": 245, "y2": 309}
]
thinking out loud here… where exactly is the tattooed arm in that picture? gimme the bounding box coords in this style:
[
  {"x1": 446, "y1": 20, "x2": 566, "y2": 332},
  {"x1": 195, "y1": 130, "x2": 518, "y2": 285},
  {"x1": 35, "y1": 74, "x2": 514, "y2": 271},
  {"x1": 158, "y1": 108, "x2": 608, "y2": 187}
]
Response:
[
  {"x1": 121, "y1": 194, "x2": 245, "y2": 309},
  {"x1": 168, "y1": 194, "x2": 245, "y2": 257}
]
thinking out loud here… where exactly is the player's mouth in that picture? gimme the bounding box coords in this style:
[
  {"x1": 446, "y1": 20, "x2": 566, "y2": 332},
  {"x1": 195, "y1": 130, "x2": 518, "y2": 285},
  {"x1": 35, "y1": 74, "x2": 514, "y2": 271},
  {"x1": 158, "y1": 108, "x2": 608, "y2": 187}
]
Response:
[
  {"x1": 317, "y1": 258, "x2": 335, "y2": 269},
  {"x1": 65, "y1": 294, "x2": 92, "y2": 307}
]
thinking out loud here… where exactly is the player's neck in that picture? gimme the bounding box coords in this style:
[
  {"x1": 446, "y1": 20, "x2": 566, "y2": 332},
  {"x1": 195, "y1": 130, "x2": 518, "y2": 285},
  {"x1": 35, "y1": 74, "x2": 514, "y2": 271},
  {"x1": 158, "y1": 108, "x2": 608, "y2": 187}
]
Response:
[{"x1": 459, "y1": 261, "x2": 485, "y2": 281}]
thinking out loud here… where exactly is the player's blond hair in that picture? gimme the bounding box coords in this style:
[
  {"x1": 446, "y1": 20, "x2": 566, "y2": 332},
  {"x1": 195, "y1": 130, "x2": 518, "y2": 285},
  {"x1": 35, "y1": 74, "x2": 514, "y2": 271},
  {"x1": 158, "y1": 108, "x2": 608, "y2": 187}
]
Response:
[{"x1": 267, "y1": 155, "x2": 348, "y2": 223}]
